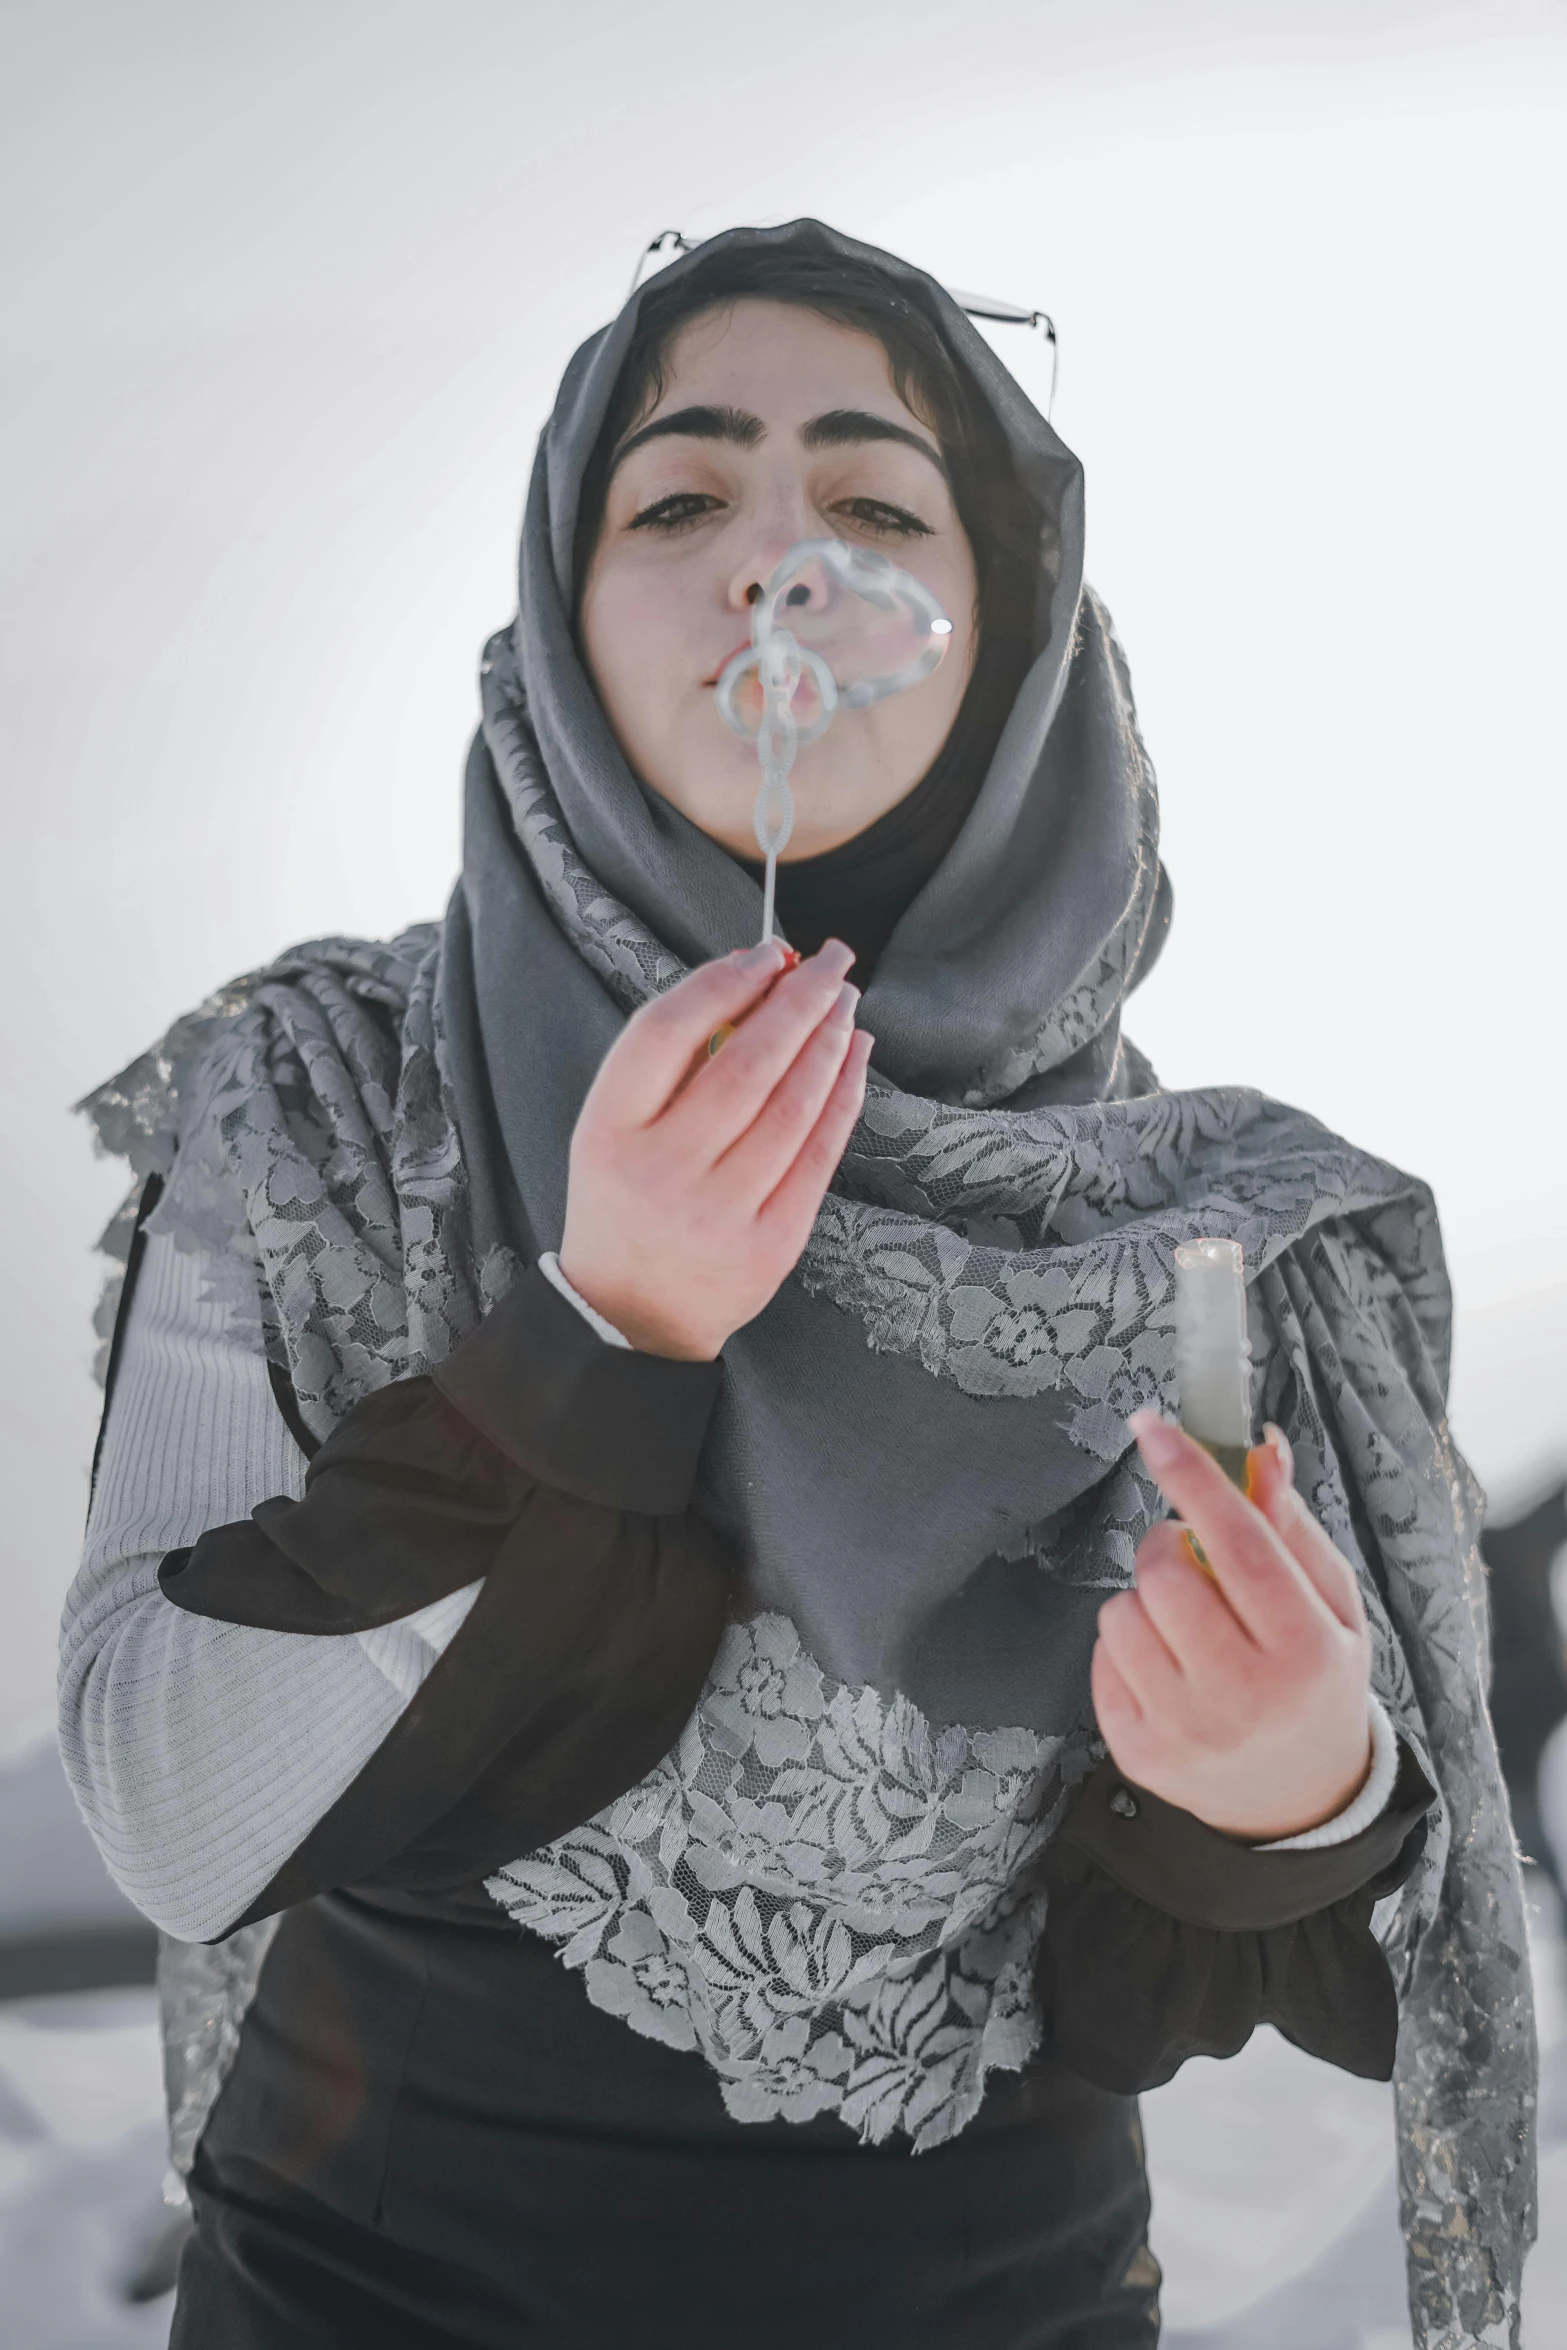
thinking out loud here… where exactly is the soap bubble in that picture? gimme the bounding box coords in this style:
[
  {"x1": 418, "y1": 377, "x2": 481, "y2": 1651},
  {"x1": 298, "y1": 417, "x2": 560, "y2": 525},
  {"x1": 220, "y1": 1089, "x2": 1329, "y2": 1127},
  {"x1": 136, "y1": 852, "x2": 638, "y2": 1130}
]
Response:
[
  {"x1": 715, "y1": 538, "x2": 954, "y2": 941},
  {"x1": 716, "y1": 540, "x2": 951, "y2": 740}
]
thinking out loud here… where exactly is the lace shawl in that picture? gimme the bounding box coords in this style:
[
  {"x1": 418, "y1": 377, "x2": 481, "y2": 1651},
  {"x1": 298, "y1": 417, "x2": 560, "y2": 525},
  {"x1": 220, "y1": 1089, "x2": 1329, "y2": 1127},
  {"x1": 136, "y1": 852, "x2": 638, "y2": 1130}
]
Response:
[
  {"x1": 78, "y1": 219, "x2": 1536, "y2": 2344},
  {"x1": 84, "y1": 901, "x2": 1536, "y2": 2341}
]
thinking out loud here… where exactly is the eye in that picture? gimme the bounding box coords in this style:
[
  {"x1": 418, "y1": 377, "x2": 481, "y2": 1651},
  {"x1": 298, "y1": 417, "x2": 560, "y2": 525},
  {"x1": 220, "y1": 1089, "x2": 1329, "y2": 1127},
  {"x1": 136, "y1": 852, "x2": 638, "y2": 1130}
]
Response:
[
  {"x1": 832, "y1": 496, "x2": 934, "y2": 540},
  {"x1": 628, "y1": 491, "x2": 725, "y2": 534}
]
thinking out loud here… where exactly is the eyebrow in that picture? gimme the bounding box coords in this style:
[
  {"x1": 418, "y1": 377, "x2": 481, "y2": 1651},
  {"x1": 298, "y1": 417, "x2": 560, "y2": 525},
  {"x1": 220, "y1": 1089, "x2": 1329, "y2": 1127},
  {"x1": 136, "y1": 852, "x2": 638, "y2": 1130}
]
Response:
[
  {"x1": 610, "y1": 402, "x2": 946, "y2": 477},
  {"x1": 612, "y1": 404, "x2": 764, "y2": 468},
  {"x1": 800, "y1": 408, "x2": 946, "y2": 476}
]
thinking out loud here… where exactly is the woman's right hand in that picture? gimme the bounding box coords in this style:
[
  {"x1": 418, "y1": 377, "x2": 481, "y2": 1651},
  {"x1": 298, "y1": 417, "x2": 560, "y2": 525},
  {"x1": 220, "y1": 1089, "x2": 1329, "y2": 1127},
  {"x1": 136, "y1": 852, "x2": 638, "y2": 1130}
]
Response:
[{"x1": 557, "y1": 938, "x2": 872, "y2": 1360}]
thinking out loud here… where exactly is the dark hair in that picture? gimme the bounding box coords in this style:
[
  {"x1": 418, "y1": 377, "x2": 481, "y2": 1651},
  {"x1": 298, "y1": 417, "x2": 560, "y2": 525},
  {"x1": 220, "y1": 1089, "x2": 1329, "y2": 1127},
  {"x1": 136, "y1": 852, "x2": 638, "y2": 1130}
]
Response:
[{"x1": 572, "y1": 243, "x2": 1049, "y2": 755}]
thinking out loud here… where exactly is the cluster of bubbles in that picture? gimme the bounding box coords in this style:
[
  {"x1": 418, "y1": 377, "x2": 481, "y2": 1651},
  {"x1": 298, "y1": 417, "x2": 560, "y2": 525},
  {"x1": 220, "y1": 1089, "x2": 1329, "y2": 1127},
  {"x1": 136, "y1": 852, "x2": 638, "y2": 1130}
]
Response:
[{"x1": 715, "y1": 537, "x2": 953, "y2": 944}]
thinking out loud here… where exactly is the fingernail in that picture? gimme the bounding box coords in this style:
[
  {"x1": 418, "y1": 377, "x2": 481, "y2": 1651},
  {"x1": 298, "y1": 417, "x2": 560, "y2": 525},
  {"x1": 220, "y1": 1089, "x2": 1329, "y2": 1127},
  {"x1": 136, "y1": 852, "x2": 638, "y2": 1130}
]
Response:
[
  {"x1": 816, "y1": 939, "x2": 856, "y2": 978},
  {"x1": 1263, "y1": 1422, "x2": 1294, "y2": 1478},
  {"x1": 779, "y1": 947, "x2": 803, "y2": 971},
  {"x1": 829, "y1": 981, "x2": 860, "y2": 1028},
  {"x1": 843, "y1": 1029, "x2": 874, "y2": 1081},
  {"x1": 1127, "y1": 1409, "x2": 1182, "y2": 1470},
  {"x1": 734, "y1": 940, "x2": 786, "y2": 972},
  {"x1": 1183, "y1": 1528, "x2": 1216, "y2": 1578}
]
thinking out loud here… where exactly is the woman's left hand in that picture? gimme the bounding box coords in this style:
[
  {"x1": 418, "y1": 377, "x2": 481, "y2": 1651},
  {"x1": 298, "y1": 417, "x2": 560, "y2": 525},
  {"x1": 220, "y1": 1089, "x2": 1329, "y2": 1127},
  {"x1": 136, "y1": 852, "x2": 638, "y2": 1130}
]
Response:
[{"x1": 1091, "y1": 1414, "x2": 1374, "y2": 1842}]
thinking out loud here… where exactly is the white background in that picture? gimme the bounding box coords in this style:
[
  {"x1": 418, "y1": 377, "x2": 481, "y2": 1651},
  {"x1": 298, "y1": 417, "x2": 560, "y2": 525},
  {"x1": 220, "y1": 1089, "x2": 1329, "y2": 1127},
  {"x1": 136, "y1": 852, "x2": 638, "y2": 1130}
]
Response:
[{"x1": 1, "y1": 0, "x2": 1563, "y2": 1742}]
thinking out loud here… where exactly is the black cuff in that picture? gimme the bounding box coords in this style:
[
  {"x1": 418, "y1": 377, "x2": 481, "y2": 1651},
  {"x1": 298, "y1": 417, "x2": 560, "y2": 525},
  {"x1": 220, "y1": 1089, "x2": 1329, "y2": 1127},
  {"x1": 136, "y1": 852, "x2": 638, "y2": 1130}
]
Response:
[
  {"x1": 1040, "y1": 1849, "x2": 1404, "y2": 2091},
  {"x1": 226, "y1": 1486, "x2": 732, "y2": 1925},
  {"x1": 432, "y1": 1262, "x2": 721, "y2": 1517},
  {"x1": 158, "y1": 1378, "x2": 531, "y2": 1632},
  {"x1": 1057, "y1": 1739, "x2": 1435, "y2": 1932}
]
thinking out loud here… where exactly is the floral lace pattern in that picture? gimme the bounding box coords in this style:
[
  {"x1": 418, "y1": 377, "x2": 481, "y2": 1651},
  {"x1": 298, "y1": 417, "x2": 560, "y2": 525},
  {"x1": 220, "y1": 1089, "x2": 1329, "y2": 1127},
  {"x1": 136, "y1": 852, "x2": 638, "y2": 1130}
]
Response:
[
  {"x1": 157, "y1": 1918, "x2": 279, "y2": 2184},
  {"x1": 79, "y1": 674, "x2": 1537, "y2": 2337},
  {"x1": 488, "y1": 1612, "x2": 1089, "y2": 2150},
  {"x1": 82, "y1": 925, "x2": 513, "y2": 1440}
]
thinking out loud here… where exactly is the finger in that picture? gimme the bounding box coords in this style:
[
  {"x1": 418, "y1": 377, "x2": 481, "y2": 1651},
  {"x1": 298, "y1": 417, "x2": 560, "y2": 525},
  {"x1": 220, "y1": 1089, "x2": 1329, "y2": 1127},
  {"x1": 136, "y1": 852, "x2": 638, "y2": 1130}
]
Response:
[
  {"x1": 1095, "y1": 1589, "x2": 1185, "y2": 1715},
  {"x1": 1134, "y1": 1521, "x2": 1256, "y2": 1677},
  {"x1": 699, "y1": 949, "x2": 803, "y2": 1074},
  {"x1": 668, "y1": 941, "x2": 857, "y2": 1159},
  {"x1": 587, "y1": 943, "x2": 789, "y2": 1130},
  {"x1": 755, "y1": 1029, "x2": 872, "y2": 1244},
  {"x1": 1127, "y1": 1410, "x2": 1331, "y2": 1652},
  {"x1": 717, "y1": 988, "x2": 858, "y2": 1201},
  {"x1": 1246, "y1": 1425, "x2": 1368, "y2": 1633},
  {"x1": 1091, "y1": 1643, "x2": 1145, "y2": 1741}
]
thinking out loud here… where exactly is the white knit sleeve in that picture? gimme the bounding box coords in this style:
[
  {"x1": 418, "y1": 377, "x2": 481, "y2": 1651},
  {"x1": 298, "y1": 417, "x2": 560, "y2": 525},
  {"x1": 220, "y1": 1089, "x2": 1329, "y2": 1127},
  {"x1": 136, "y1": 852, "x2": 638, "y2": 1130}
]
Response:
[
  {"x1": 58, "y1": 1229, "x2": 480, "y2": 1943},
  {"x1": 537, "y1": 1251, "x2": 633, "y2": 1348}
]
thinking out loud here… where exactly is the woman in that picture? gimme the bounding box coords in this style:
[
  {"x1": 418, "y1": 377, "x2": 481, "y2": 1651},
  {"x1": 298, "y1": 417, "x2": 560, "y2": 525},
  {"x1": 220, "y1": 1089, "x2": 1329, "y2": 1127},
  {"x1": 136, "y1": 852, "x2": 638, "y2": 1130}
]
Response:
[{"x1": 64, "y1": 221, "x2": 1534, "y2": 2347}]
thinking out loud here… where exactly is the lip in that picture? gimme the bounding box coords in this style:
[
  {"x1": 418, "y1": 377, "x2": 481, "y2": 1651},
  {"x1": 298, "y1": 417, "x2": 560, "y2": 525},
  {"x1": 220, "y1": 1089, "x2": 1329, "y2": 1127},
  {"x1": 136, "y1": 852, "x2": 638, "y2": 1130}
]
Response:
[{"x1": 703, "y1": 641, "x2": 753, "y2": 689}]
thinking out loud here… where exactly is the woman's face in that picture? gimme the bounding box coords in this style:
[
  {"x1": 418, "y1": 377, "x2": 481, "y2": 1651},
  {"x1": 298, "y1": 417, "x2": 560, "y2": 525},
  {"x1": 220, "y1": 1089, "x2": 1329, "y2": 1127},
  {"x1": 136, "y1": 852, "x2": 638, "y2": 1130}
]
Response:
[{"x1": 579, "y1": 299, "x2": 978, "y2": 862}]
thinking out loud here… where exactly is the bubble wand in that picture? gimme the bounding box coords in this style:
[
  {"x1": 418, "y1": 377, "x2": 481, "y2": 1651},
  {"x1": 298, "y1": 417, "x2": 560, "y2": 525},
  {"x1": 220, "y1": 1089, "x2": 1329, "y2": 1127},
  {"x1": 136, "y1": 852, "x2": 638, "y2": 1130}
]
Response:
[{"x1": 716, "y1": 538, "x2": 954, "y2": 947}]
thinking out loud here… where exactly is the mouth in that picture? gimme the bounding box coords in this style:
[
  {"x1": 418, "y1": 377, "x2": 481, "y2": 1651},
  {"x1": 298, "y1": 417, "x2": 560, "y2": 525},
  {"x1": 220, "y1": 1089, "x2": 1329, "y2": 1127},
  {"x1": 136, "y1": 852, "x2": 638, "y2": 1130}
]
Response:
[{"x1": 702, "y1": 641, "x2": 753, "y2": 689}]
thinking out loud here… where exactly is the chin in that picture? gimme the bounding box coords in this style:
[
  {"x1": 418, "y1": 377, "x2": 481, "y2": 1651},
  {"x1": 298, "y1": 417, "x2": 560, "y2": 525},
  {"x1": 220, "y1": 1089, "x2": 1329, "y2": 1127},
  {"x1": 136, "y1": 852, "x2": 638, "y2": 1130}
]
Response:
[{"x1": 639, "y1": 764, "x2": 753, "y2": 857}]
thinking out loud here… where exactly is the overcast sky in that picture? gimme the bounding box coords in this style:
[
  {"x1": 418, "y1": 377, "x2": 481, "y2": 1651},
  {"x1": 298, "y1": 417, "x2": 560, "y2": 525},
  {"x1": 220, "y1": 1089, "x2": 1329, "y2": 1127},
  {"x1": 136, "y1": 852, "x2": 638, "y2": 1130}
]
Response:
[{"x1": 2, "y1": 0, "x2": 1563, "y2": 1739}]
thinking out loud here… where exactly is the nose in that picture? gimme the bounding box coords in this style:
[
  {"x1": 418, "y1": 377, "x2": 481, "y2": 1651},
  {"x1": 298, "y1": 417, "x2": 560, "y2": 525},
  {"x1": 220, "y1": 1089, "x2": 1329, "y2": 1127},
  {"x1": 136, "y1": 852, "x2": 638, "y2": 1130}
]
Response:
[
  {"x1": 725, "y1": 501, "x2": 819, "y2": 616},
  {"x1": 727, "y1": 564, "x2": 826, "y2": 621},
  {"x1": 727, "y1": 561, "x2": 781, "y2": 615}
]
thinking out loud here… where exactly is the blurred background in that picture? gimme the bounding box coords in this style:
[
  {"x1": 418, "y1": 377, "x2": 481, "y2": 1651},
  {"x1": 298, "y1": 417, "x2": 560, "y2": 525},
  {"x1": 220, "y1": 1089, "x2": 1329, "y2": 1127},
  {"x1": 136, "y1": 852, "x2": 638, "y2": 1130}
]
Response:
[{"x1": 0, "y1": 0, "x2": 1563, "y2": 2341}]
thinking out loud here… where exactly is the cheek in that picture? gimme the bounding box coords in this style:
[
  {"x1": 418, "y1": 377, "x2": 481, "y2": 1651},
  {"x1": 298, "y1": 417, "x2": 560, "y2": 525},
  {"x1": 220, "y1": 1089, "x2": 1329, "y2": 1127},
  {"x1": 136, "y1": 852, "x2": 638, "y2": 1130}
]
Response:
[
  {"x1": 923, "y1": 577, "x2": 979, "y2": 730},
  {"x1": 899, "y1": 540, "x2": 980, "y2": 703},
  {"x1": 940, "y1": 553, "x2": 981, "y2": 671},
  {"x1": 580, "y1": 563, "x2": 684, "y2": 739}
]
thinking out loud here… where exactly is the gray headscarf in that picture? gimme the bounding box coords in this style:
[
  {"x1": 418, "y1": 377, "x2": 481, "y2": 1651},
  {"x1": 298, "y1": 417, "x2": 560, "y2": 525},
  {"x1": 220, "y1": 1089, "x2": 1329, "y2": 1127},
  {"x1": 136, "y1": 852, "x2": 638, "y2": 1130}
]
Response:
[{"x1": 88, "y1": 221, "x2": 1534, "y2": 2344}]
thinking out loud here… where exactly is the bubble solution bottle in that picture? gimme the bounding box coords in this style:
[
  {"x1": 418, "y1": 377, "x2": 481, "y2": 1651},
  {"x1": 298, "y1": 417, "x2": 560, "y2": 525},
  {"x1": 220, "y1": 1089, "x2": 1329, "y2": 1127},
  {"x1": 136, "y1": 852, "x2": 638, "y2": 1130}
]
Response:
[{"x1": 1174, "y1": 1238, "x2": 1253, "y2": 1491}]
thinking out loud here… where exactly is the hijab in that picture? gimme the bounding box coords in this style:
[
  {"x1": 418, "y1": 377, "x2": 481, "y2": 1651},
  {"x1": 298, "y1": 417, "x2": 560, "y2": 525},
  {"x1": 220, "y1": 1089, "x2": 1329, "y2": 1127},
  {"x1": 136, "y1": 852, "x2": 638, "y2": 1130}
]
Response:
[{"x1": 86, "y1": 220, "x2": 1533, "y2": 2338}]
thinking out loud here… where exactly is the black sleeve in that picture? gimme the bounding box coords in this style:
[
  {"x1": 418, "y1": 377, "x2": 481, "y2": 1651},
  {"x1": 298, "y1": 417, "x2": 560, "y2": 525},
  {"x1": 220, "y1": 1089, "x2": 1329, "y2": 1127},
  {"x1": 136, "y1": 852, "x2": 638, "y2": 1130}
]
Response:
[
  {"x1": 156, "y1": 1265, "x2": 732, "y2": 1930},
  {"x1": 1039, "y1": 1740, "x2": 1436, "y2": 2094}
]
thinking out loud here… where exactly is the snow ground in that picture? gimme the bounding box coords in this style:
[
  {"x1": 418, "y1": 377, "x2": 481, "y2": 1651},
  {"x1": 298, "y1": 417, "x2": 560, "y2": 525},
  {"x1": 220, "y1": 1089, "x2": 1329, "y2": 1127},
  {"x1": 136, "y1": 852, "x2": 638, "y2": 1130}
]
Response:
[
  {"x1": 1152, "y1": 1876, "x2": 1567, "y2": 2348},
  {"x1": 0, "y1": 1888, "x2": 1561, "y2": 2350}
]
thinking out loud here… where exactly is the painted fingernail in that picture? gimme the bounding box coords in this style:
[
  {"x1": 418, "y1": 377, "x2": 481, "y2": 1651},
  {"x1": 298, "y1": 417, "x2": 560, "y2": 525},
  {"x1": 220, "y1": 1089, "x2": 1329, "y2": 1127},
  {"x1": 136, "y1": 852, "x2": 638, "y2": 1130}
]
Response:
[
  {"x1": 1263, "y1": 1422, "x2": 1294, "y2": 1478},
  {"x1": 1127, "y1": 1409, "x2": 1182, "y2": 1470},
  {"x1": 829, "y1": 981, "x2": 860, "y2": 1028},
  {"x1": 1183, "y1": 1528, "x2": 1217, "y2": 1580}
]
